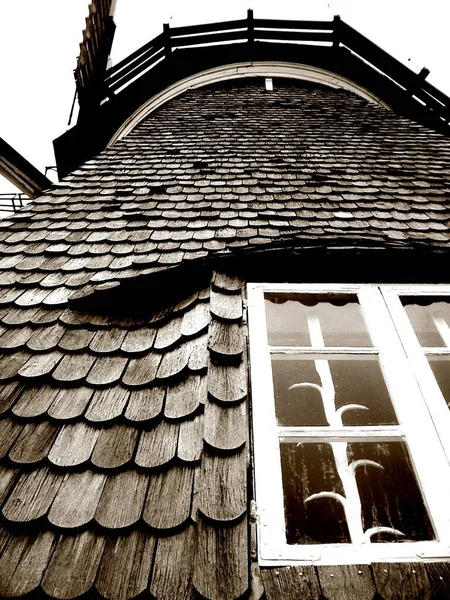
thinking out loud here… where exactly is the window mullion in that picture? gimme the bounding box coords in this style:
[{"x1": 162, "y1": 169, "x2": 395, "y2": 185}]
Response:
[{"x1": 382, "y1": 288, "x2": 450, "y2": 467}]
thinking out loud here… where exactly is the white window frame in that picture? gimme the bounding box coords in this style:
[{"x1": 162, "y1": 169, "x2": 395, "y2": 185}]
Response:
[{"x1": 248, "y1": 283, "x2": 450, "y2": 566}]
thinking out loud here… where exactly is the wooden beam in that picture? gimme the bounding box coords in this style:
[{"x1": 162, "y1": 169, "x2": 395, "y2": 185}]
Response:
[{"x1": 0, "y1": 137, "x2": 52, "y2": 199}]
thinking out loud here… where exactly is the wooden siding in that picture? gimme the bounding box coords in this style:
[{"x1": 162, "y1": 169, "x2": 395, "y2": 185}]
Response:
[{"x1": 0, "y1": 80, "x2": 449, "y2": 598}]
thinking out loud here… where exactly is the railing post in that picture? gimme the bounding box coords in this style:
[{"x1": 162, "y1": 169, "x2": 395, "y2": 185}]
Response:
[
  {"x1": 247, "y1": 9, "x2": 254, "y2": 45},
  {"x1": 418, "y1": 67, "x2": 430, "y2": 81},
  {"x1": 333, "y1": 15, "x2": 341, "y2": 49},
  {"x1": 163, "y1": 23, "x2": 172, "y2": 59}
]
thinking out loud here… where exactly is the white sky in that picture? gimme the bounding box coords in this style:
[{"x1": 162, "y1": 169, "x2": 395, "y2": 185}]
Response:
[{"x1": 0, "y1": 0, "x2": 449, "y2": 194}]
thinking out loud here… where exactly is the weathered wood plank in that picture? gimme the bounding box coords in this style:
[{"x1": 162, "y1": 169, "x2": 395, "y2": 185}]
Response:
[
  {"x1": 0, "y1": 531, "x2": 55, "y2": 596},
  {"x1": 42, "y1": 530, "x2": 106, "y2": 598},
  {"x1": 0, "y1": 325, "x2": 34, "y2": 349},
  {"x1": 165, "y1": 374, "x2": 205, "y2": 419},
  {"x1": 48, "y1": 386, "x2": 94, "y2": 420},
  {"x1": 177, "y1": 414, "x2": 203, "y2": 463},
  {"x1": 143, "y1": 465, "x2": 195, "y2": 530},
  {"x1": 48, "y1": 422, "x2": 100, "y2": 467},
  {"x1": 0, "y1": 381, "x2": 24, "y2": 413},
  {"x1": 156, "y1": 343, "x2": 190, "y2": 380},
  {"x1": 85, "y1": 355, "x2": 128, "y2": 387},
  {"x1": 210, "y1": 288, "x2": 243, "y2": 321},
  {"x1": 125, "y1": 386, "x2": 165, "y2": 422},
  {"x1": 372, "y1": 563, "x2": 432, "y2": 600},
  {"x1": 12, "y1": 384, "x2": 60, "y2": 418},
  {"x1": 121, "y1": 326, "x2": 156, "y2": 354},
  {"x1": 95, "y1": 470, "x2": 149, "y2": 529},
  {"x1": 425, "y1": 563, "x2": 450, "y2": 599},
  {"x1": 2, "y1": 306, "x2": 38, "y2": 326},
  {"x1": 261, "y1": 566, "x2": 321, "y2": 600},
  {"x1": 26, "y1": 323, "x2": 65, "y2": 352},
  {"x1": 193, "y1": 516, "x2": 248, "y2": 600},
  {"x1": 208, "y1": 357, "x2": 247, "y2": 403},
  {"x1": 0, "y1": 352, "x2": 32, "y2": 382},
  {"x1": 0, "y1": 417, "x2": 23, "y2": 457},
  {"x1": 49, "y1": 470, "x2": 107, "y2": 529},
  {"x1": 135, "y1": 420, "x2": 179, "y2": 468},
  {"x1": 122, "y1": 352, "x2": 161, "y2": 387},
  {"x1": 181, "y1": 302, "x2": 209, "y2": 337},
  {"x1": 89, "y1": 328, "x2": 127, "y2": 354},
  {"x1": 197, "y1": 449, "x2": 247, "y2": 522},
  {"x1": 91, "y1": 424, "x2": 138, "y2": 469},
  {"x1": 149, "y1": 524, "x2": 196, "y2": 600},
  {"x1": 212, "y1": 271, "x2": 244, "y2": 293},
  {"x1": 3, "y1": 467, "x2": 64, "y2": 522},
  {"x1": 85, "y1": 386, "x2": 130, "y2": 422},
  {"x1": 96, "y1": 531, "x2": 156, "y2": 600},
  {"x1": 19, "y1": 351, "x2": 63, "y2": 380},
  {"x1": 154, "y1": 316, "x2": 183, "y2": 350},
  {"x1": 31, "y1": 307, "x2": 60, "y2": 325},
  {"x1": 318, "y1": 565, "x2": 375, "y2": 600},
  {"x1": 9, "y1": 420, "x2": 59, "y2": 464},
  {"x1": 51, "y1": 352, "x2": 96, "y2": 384},
  {"x1": 208, "y1": 319, "x2": 244, "y2": 358},
  {"x1": 174, "y1": 290, "x2": 200, "y2": 312},
  {"x1": 187, "y1": 333, "x2": 209, "y2": 371},
  {"x1": 0, "y1": 467, "x2": 20, "y2": 504},
  {"x1": 58, "y1": 328, "x2": 95, "y2": 351},
  {"x1": 204, "y1": 398, "x2": 247, "y2": 451}
]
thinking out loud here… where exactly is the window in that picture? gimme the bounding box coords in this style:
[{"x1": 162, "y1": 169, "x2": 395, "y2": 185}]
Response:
[{"x1": 248, "y1": 284, "x2": 450, "y2": 565}]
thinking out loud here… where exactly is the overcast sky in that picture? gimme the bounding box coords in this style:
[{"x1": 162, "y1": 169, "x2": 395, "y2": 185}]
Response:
[{"x1": 1, "y1": 0, "x2": 449, "y2": 194}]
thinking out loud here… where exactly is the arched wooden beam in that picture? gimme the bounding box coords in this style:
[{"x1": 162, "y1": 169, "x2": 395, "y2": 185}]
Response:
[
  {"x1": 54, "y1": 38, "x2": 449, "y2": 178},
  {"x1": 109, "y1": 61, "x2": 389, "y2": 146}
]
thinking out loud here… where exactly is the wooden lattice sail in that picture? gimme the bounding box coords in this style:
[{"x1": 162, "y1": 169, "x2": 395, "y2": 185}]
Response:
[{"x1": 75, "y1": 0, "x2": 117, "y2": 114}]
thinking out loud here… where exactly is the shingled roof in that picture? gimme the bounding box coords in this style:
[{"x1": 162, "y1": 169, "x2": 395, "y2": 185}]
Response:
[{"x1": 0, "y1": 79, "x2": 450, "y2": 599}]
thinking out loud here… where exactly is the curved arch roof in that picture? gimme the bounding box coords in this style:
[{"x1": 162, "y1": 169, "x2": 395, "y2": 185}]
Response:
[{"x1": 54, "y1": 16, "x2": 450, "y2": 178}]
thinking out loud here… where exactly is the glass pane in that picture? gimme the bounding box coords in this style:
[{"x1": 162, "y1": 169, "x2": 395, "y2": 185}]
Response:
[
  {"x1": 280, "y1": 442, "x2": 350, "y2": 545},
  {"x1": 265, "y1": 293, "x2": 372, "y2": 347},
  {"x1": 402, "y1": 296, "x2": 450, "y2": 347},
  {"x1": 428, "y1": 356, "x2": 450, "y2": 406},
  {"x1": 348, "y1": 441, "x2": 434, "y2": 542},
  {"x1": 272, "y1": 354, "x2": 398, "y2": 427},
  {"x1": 281, "y1": 441, "x2": 434, "y2": 546}
]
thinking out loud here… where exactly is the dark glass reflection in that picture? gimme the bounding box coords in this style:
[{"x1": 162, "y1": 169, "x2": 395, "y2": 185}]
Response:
[
  {"x1": 428, "y1": 356, "x2": 450, "y2": 407},
  {"x1": 402, "y1": 297, "x2": 450, "y2": 347},
  {"x1": 272, "y1": 355, "x2": 398, "y2": 427},
  {"x1": 280, "y1": 442, "x2": 350, "y2": 545},
  {"x1": 349, "y1": 441, "x2": 434, "y2": 542},
  {"x1": 281, "y1": 441, "x2": 434, "y2": 546},
  {"x1": 265, "y1": 293, "x2": 372, "y2": 347}
]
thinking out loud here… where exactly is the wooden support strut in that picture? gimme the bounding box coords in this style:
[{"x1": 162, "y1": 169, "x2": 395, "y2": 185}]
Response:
[
  {"x1": 163, "y1": 23, "x2": 172, "y2": 60},
  {"x1": 333, "y1": 15, "x2": 341, "y2": 49},
  {"x1": 247, "y1": 9, "x2": 254, "y2": 44}
]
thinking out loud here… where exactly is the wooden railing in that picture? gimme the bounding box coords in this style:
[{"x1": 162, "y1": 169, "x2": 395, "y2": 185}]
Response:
[
  {"x1": 77, "y1": 11, "x2": 450, "y2": 126},
  {"x1": 0, "y1": 193, "x2": 28, "y2": 214}
]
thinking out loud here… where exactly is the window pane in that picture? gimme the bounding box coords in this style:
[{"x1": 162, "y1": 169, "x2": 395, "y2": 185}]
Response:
[
  {"x1": 265, "y1": 293, "x2": 372, "y2": 347},
  {"x1": 428, "y1": 356, "x2": 450, "y2": 406},
  {"x1": 348, "y1": 441, "x2": 434, "y2": 542},
  {"x1": 272, "y1": 354, "x2": 398, "y2": 427},
  {"x1": 281, "y1": 441, "x2": 434, "y2": 546},
  {"x1": 280, "y1": 441, "x2": 350, "y2": 545},
  {"x1": 402, "y1": 296, "x2": 450, "y2": 347}
]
